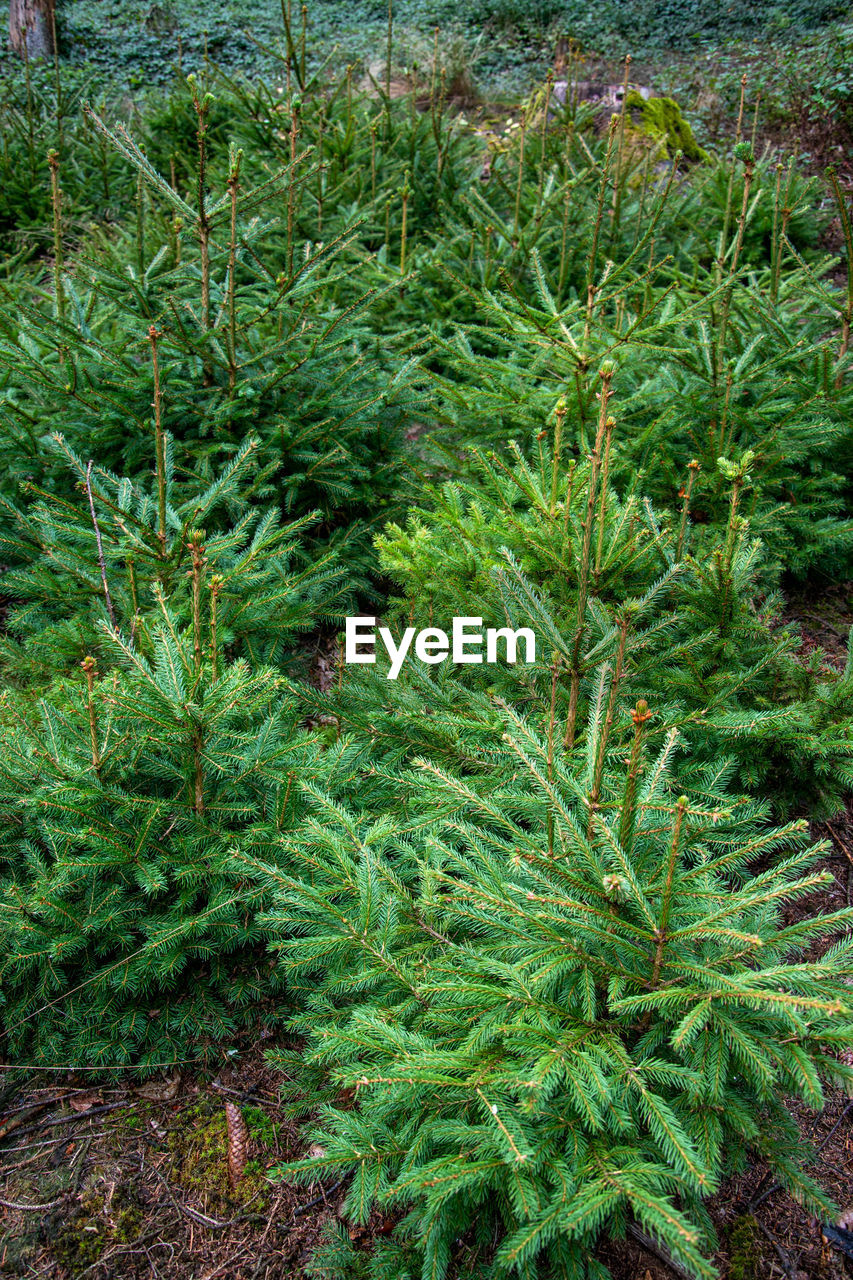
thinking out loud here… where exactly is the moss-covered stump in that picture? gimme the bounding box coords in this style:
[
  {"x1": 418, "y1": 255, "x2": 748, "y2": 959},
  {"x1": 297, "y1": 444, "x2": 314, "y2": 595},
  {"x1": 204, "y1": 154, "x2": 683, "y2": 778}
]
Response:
[{"x1": 625, "y1": 90, "x2": 710, "y2": 162}]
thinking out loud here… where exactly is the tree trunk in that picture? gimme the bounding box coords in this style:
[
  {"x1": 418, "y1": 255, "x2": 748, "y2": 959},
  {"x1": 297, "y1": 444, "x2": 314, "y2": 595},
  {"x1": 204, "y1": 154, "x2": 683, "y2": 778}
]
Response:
[{"x1": 9, "y1": 0, "x2": 54, "y2": 60}]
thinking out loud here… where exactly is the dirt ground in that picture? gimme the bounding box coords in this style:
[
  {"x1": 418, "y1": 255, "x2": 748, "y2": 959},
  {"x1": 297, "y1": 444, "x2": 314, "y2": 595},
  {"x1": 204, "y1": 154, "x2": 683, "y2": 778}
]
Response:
[{"x1": 0, "y1": 1056, "x2": 348, "y2": 1279}]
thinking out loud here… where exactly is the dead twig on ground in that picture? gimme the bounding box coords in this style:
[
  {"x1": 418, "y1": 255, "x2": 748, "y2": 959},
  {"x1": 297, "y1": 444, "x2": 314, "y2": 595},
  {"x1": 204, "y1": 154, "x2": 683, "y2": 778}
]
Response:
[
  {"x1": 209, "y1": 1081, "x2": 282, "y2": 1108},
  {"x1": 754, "y1": 1216, "x2": 799, "y2": 1280},
  {"x1": 626, "y1": 1222, "x2": 696, "y2": 1280},
  {"x1": 148, "y1": 1163, "x2": 232, "y2": 1230},
  {"x1": 0, "y1": 1100, "x2": 55, "y2": 1143},
  {"x1": 1, "y1": 1100, "x2": 131, "y2": 1143},
  {"x1": 0, "y1": 1191, "x2": 69, "y2": 1211}
]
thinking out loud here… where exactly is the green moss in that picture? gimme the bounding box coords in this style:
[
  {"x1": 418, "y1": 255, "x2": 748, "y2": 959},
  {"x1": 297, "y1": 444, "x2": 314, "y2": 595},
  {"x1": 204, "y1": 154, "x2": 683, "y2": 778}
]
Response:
[
  {"x1": 113, "y1": 1193, "x2": 144, "y2": 1245},
  {"x1": 624, "y1": 91, "x2": 710, "y2": 163},
  {"x1": 728, "y1": 1214, "x2": 762, "y2": 1280},
  {"x1": 52, "y1": 1186, "x2": 142, "y2": 1274},
  {"x1": 165, "y1": 1097, "x2": 273, "y2": 1214},
  {"x1": 244, "y1": 1104, "x2": 281, "y2": 1148},
  {"x1": 52, "y1": 1194, "x2": 107, "y2": 1273}
]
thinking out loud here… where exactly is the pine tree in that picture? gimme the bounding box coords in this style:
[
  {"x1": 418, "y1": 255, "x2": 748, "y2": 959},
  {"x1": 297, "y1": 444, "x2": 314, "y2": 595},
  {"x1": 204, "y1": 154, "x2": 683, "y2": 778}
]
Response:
[
  {"x1": 0, "y1": 433, "x2": 349, "y2": 681},
  {"x1": 250, "y1": 698, "x2": 853, "y2": 1280},
  {"x1": 0, "y1": 595, "x2": 319, "y2": 1070},
  {"x1": 0, "y1": 76, "x2": 424, "y2": 608},
  {"x1": 413, "y1": 121, "x2": 853, "y2": 579},
  {"x1": 327, "y1": 428, "x2": 853, "y2": 814}
]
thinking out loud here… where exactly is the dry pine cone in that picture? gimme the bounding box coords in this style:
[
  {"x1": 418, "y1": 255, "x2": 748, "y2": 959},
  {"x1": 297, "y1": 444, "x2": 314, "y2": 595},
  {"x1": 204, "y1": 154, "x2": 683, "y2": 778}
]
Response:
[{"x1": 225, "y1": 1101, "x2": 249, "y2": 1188}]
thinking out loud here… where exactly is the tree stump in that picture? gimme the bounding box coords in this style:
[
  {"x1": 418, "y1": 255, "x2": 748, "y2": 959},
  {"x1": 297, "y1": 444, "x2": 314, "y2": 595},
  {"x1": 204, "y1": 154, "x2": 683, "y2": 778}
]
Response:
[{"x1": 9, "y1": 0, "x2": 55, "y2": 60}]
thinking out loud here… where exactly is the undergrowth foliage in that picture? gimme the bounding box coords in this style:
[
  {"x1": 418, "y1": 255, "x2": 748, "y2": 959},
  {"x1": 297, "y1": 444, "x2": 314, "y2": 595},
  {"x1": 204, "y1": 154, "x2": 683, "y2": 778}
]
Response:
[{"x1": 0, "y1": 22, "x2": 852, "y2": 1280}]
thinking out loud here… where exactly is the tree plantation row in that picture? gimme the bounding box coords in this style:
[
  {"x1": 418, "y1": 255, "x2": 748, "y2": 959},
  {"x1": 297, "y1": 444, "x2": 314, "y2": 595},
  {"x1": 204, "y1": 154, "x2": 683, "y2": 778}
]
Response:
[{"x1": 0, "y1": 43, "x2": 852, "y2": 1280}]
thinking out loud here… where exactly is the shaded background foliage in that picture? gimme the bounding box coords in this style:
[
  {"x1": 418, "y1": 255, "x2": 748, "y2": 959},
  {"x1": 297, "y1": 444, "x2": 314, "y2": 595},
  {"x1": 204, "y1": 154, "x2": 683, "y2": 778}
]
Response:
[{"x1": 42, "y1": 0, "x2": 853, "y2": 91}]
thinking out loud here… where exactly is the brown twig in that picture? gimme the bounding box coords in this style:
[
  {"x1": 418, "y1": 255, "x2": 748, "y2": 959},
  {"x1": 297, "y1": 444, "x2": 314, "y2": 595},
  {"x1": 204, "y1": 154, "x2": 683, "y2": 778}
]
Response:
[
  {"x1": 291, "y1": 1176, "x2": 347, "y2": 1217},
  {"x1": 148, "y1": 1163, "x2": 231, "y2": 1229},
  {"x1": 208, "y1": 1081, "x2": 281, "y2": 1108},
  {"x1": 754, "y1": 1217, "x2": 799, "y2": 1280},
  {"x1": 0, "y1": 1093, "x2": 73, "y2": 1119},
  {"x1": 795, "y1": 612, "x2": 848, "y2": 641},
  {"x1": 201, "y1": 1245, "x2": 254, "y2": 1280},
  {"x1": 626, "y1": 1221, "x2": 695, "y2": 1280},
  {"x1": 1, "y1": 1100, "x2": 131, "y2": 1144},
  {"x1": 0, "y1": 1191, "x2": 69, "y2": 1211},
  {"x1": 0, "y1": 1100, "x2": 55, "y2": 1142}
]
